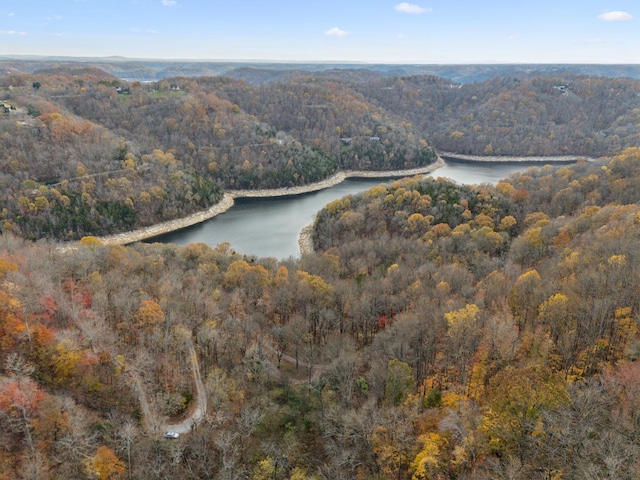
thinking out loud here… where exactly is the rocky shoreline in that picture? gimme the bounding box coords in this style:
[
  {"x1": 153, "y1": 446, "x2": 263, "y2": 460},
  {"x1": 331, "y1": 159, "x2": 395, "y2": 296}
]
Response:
[
  {"x1": 94, "y1": 156, "x2": 446, "y2": 247},
  {"x1": 439, "y1": 151, "x2": 597, "y2": 163},
  {"x1": 298, "y1": 223, "x2": 315, "y2": 256},
  {"x1": 80, "y1": 151, "x2": 587, "y2": 251},
  {"x1": 95, "y1": 194, "x2": 236, "y2": 247}
]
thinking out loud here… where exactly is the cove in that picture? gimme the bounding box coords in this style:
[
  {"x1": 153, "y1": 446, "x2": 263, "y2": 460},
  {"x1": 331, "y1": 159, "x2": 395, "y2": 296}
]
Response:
[{"x1": 151, "y1": 158, "x2": 571, "y2": 259}]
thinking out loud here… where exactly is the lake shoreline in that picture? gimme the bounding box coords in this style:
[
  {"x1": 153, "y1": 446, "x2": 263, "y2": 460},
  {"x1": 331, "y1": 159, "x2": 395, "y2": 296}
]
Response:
[
  {"x1": 439, "y1": 151, "x2": 597, "y2": 163},
  {"x1": 87, "y1": 151, "x2": 586, "y2": 249},
  {"x1": 95, "y1": 156, "x2": 447, "y2": 247}
]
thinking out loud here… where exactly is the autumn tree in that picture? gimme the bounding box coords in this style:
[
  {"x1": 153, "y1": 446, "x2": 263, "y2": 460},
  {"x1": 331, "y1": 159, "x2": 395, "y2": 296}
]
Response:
[
  {"x1": 0, "y1": 372, "x2": 45, "y2": 454},
  {"x1": 445, "y1": 304, "x2": 482, "y2": 383},
  {"x1": 482, "y1": 365, "x2": 569, "y2": 467},
  {"x1": 85, "y1": 445, "x2": 125, "y2": 480},
  {"x1": 384, "y1": 359, "x2": 414, "y2": 406}
]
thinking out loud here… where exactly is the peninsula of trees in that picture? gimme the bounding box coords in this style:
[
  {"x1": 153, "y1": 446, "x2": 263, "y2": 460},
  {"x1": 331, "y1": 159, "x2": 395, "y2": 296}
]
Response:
[{"x1": 1, "y1": 66, "x2": 638, "y2": 241}]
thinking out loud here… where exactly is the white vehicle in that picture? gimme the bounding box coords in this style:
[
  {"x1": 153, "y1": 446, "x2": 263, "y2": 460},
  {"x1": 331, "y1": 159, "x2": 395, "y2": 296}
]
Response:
[{"x1": 163, "y1": 431, "x2": 179, "y2": 439}]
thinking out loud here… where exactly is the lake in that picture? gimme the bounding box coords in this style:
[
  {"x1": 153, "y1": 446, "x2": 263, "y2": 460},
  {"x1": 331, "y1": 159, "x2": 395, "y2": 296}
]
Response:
[{"x1": 151, "y1": 158, "x2": 559, "y2": 259}]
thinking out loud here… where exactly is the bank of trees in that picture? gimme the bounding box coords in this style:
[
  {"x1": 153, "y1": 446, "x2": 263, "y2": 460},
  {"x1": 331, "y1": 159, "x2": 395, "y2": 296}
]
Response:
[
  {"x1": 2, "y1": 67, "x2": 639, "y2": 242},
  {"x1": 354, "y1": 74, "x2": 640, "y2": 157},
  {"x1": 0, "y1": 68, "x2": 436, "y2": 241},
  {"x1": 0, "y1": 148, "x2": 640, "y2": 477}
]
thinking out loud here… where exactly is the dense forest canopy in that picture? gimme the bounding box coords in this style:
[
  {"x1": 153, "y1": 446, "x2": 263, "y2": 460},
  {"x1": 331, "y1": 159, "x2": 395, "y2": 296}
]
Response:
[
  {"x1": 3, "y1": 61, "x2": 640, "y2": 478},
  {"x1": 1, "y1": 144, "x2": 640, "y2": 478},
  {"x1": 355, "y1": 74, "x2": 640, "y2": 157},
  {"x1": 2, "y1": 61, "x2": 640, "y2": 478},
  {"x1": 1, "y1": 65, "x2": 639, "y2": 241}
]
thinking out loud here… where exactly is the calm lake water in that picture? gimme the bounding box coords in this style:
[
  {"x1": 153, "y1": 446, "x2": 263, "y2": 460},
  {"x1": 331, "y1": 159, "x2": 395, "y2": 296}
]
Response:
[{"x1": 151, "y1": 158, "x2": 557, "y2": 259}]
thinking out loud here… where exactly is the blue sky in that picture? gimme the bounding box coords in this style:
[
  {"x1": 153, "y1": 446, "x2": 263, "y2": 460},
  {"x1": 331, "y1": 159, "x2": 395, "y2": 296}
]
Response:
[{"x1": 0, "y1": 1, "x2": 638, "y2": 63}]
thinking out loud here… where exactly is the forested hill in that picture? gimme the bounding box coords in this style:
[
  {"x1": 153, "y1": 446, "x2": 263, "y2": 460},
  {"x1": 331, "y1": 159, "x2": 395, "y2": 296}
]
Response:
[
  {"x1": 354, "y1": 74, "x2": 640, "y2": 157},
  {"x1": 1, "y1": 66, "x2": 639, "y2": 241},
  {"x1": 1, "y1": 148, "x2": 640, "y2": 478},
  {"x1": 0, "y1": 69, "x2": 435, "y2": 240},
  {"x1": 3, "y1": 57, "x2": 640, "y2": 83},
  {"x1": 3, "y1": 59, "x2": 640, "y2": 480}
]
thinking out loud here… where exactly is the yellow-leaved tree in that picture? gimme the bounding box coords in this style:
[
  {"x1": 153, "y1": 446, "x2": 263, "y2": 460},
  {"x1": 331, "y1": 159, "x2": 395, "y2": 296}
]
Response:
[
  {"x1": 482, "y1": 365, "x2": 569, "y2": 464},
  {"x1": 84, "y1": 446, "x2": 125, "y2": 480},
  {"x1": 410, "y1": 432, "x2": 448, "y2": 480}
]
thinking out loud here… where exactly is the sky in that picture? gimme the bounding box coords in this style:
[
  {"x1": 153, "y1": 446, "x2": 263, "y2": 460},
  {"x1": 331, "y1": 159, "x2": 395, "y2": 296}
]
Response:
[{"x1": 0, "y1": 1, "x2": 638, "y2": 64}]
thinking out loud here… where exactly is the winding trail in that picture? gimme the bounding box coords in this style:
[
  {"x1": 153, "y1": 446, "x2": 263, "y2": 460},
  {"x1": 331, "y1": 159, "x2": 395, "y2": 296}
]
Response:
[
  {"x1": 117, "y1": 358, "x2": 155, "y2": 433},
  {"x1": 165, "y1": 338, "x2": 207, "y2": 434},
  {"x1": 119, "y1": 337, "x2": 207, "y2": 437},
  {"x1": 124, "y1": 332, "x2": 332, "y2": 437}
]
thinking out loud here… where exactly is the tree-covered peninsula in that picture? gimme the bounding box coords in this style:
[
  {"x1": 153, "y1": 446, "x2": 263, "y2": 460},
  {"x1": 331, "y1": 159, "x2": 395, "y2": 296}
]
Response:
[{"x1": 2, "y1": 66, "x2": 639, "y2": 241}]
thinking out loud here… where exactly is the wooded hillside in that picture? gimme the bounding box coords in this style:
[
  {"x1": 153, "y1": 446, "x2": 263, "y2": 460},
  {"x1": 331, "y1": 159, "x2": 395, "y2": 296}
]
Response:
[
  {"x1": 2, "y1": 65, "x2": 640, "y2": 478},
  {"x1": 0, "y1": 148, "x2": 640, "y2": 478},
  {"x1": 2, "y1": 67, "x2": 639, "y2": 241},
  {"x1": 354, "y1": 74, "x2": 640, "y2": 156}
]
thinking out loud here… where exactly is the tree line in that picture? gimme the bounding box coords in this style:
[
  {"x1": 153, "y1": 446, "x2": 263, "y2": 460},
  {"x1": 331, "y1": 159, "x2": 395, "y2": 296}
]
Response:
[{"x1": 3, "y1": 68, "x2": 639, "y2": 242}]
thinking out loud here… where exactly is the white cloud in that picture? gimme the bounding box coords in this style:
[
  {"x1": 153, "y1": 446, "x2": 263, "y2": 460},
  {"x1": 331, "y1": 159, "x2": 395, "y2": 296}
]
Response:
[
  {"x1": 397, "y1": 33, "x2": 409, "y2": 39},
  {"x1": 395, "y1": 3, "x2": 431, "y2": 14},
  {"x1": 325, "y1": 27, "x2": 351, "y2": 37},
  {"x1": 8, "y1": 13, "x2": 15, "y2": 17},
  {"x1": 598, "y1": 11, "x2": 633, "y2": 21},
  {"x1": 161, "y1": 0, "x2": 177, "y2": 6},
  {"x1": 131, "y1": 27, "x2": 158, "y2": 34},
  {"x1": 0, "y1": 30, "x2": 27, "y2": 35}
]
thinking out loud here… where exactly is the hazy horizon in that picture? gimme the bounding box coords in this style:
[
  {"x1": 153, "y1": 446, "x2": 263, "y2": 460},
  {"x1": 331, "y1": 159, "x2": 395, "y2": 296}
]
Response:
[
  {"x1": 0, "y1": 1, "x2": 638, "y2": 65},
  {"x1": 2, "y1": 53, "x2": 639, "y2": 67}
]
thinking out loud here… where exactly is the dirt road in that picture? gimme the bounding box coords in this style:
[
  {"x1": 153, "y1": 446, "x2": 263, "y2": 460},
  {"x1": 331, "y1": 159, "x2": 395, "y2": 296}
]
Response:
[{"x1": 164, "y1": 338, "x2": 207, "y2": 434}]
